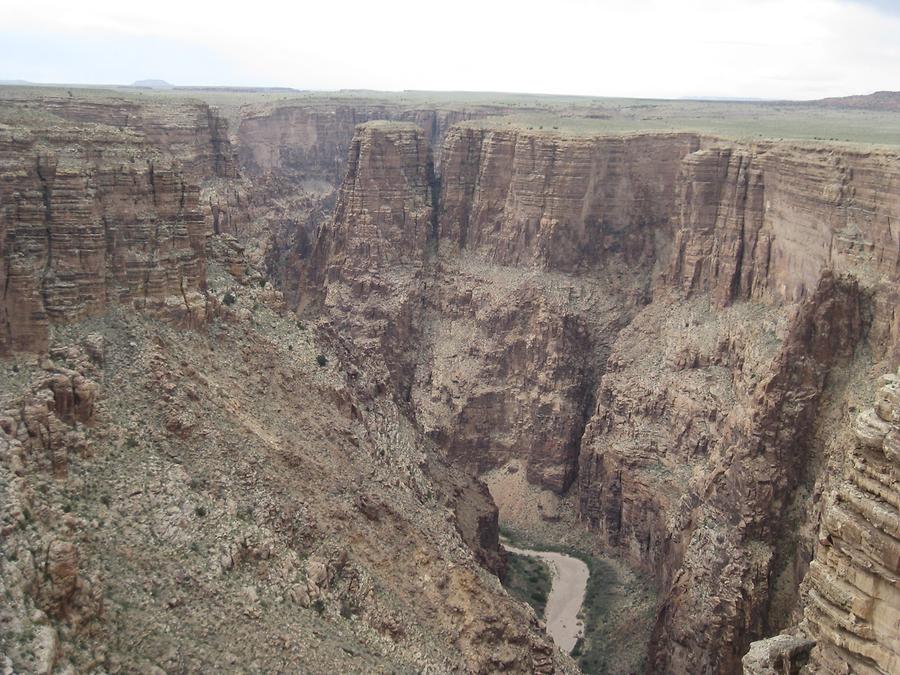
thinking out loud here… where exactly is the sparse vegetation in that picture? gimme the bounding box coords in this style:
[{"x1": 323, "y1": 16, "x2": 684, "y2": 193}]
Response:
[
  {"x1": 502, "y1": 552, "x2": 552, "y2": 618},
  {"x1": 500, "y1": 525, "x2": 653, "y2": 674}
]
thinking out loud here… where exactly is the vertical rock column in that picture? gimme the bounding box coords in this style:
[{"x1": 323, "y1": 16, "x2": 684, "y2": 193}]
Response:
[{"x1": 312, "y1": 121, "x2": 436, "y2": 398}]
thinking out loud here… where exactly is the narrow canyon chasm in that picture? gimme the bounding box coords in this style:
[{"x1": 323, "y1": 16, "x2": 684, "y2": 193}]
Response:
[{"x1": 1, "y1": 90, "x2": 898, "y2": 675}]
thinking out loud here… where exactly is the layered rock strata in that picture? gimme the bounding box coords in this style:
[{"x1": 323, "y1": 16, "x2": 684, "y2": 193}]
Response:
[
  {"x1": 310, "y1": 121, "x2": 900, "y2": 672},
  {"x1": 798, "y1": 370, "x2": 900, "y2": 674},
  {"x1": 0, "y1": 245, "x2": 572, "y2": 674},
  {"x1": 309, "y1": 122, "x2": 436, "y2": 397},
  {"x1": 438, "y1": 126, "x2": 700, "y2": 270},
  {"x1": 0, "y1": 135, "x2": 207, "y2": 353},
  {"x1": 0, "y1": 93, "x2": 244, "y2": 353}
]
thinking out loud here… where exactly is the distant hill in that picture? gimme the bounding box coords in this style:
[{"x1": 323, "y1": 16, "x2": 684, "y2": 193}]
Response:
[
  {"x1": 131, "y1": 79, "x2": 174, "y2": 89},
  {"x1": 817, "y1": 90, "x2": 900, "y2": 112},
  {"x1": 0, "y1": 79, "x2": 33, "y2": 85}
]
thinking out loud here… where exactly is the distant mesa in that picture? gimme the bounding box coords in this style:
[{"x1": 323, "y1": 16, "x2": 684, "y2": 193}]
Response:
[
  {"x1": 131, "y1": 79, "x2": 174, "y2": 89},
  {"x1": 817, "y1": 90, "x2": 900, "y2": 111}
]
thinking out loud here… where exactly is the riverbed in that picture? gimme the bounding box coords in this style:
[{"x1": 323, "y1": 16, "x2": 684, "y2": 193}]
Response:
[{"x1": 502, "y1": 542, "x2": 590, "y2": 653}]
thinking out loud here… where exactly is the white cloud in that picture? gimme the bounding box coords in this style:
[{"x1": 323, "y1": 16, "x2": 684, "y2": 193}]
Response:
[{"x1": 1, "y1": 0, "x2": 898, "y2": 98}]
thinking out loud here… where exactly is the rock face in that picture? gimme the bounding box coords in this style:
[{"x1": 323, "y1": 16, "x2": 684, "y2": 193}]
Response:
[
  {"x1": 236, "y1": 103, "x2": 511, "y2": 182},
  {"x1": 669, "y1": 142, "x2": 900, "y2": 310},
  {"x1": 798, "y1": 370, "x2": 900, "y2": 674},
  {"x1": 310, "y1": 120, "x2": 900, "y2": 671},
  {"x1": 0, "y1": 93, "x2": 241, "y2": 353},
  {"x1": 741, "y1": 635, "x2": 816, "y2": 674},
  {"x1": 309, "y1": 122, "x2": 436, "y2": 397},
  {"x1": 321, "y1": 121, "x2": 436, "y2": 276},
  {"x1": 0, "y1": 244, "x2": 573, "y2": 674},
  {"x1": 439, "y1": 126, "x2": 699, "y2": 270}
]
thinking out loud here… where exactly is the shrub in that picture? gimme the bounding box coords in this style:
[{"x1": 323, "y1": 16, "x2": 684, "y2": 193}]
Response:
[
  {"x1": 223, "y1": 291, "x2": 237, "y2": 306},
  {"x1": 194, "y1": 505, "x2": 207, "y2": 518},
  {"x1": 316, "y1": 354, "x2": 327, "y2": 367}
]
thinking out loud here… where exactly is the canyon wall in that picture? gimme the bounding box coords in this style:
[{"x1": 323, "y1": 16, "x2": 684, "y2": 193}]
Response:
[
  {"x1": 236, "y1": 102, "x2": 511, "y2": 182},
  {"x1": 3, "y1": 89, "x2": 899, "y2": 673},
  {"x1": 438, "y1": 126, "x2": 699, "y2": 270},
  {"x1": 0, "y1": 105, "x2": 218, "y2": 352},
  {"x1": 312, "y1": 121, "x2": 900, "y2": 672},
  {"x1": 668, "y1": 143, "x2": 900, "y2": 352},
  {"x1": 794, "y1": 368, "x2": 900, "y2": 673},
  {"x1": 310, "y1": 121, "x2": 436, "y2": 396},
  {"x1": 580, "y1": 140, "x2": 900, "y2": 672}
]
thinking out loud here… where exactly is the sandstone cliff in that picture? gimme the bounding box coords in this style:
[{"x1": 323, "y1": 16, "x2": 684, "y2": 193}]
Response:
[
  {"x1": 798, "y1": 369, "x2": 900, "y2": 674},
  {"x1": 309, "y1": 119, "x2": 900, "y2": 672},
  {"x1": 439, "y1": 126, "x2": 699, "y2": 271},
  {"x1": 0, "y1": 92, "x2": 247, "y2": 353},
  {"x1": 309, "y1": 121, "x2": 436, "y2": 399},
  {"x1": 0, "y1": 127, "x2": 207, "y2": 353},
  {"x1": 236, "y1": 102, "x2": 511, "y2": 182}
]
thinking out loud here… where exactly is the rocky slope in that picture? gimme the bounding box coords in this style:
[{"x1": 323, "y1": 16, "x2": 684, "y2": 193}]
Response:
[{"x1": 0, "y1": 241, "x2": 572, "y2": 674}]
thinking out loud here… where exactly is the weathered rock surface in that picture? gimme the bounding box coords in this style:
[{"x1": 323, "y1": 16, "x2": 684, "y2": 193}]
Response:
[
  {"x1": 439, "y1": 126, "x2": 700, "y2": 271},
  {"x1": 0, "y1": 93, "x2": 241, "y2": 352},
  {"x1": 236, "y1": 102, "x2": 511, "y2": 182},
  {"x1": 309, "y1": 122, "x2": 436, "y2": 397},
  {"x1": 741, "y1": 634, "x2": 815, "y2": 674},
  {"x1": 797, "y1": 370, "x2": 900, "y2": 674},
  {"x1": 669, "y1": 142, "x2": 900, "y2": 312}
]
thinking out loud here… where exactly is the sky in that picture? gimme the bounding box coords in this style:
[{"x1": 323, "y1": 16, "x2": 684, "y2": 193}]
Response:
[{"x1": 1, "y1": 0, "x2": 898, "y2": 100}]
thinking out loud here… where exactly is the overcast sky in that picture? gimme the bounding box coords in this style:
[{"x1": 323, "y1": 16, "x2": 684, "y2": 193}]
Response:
[{"x1": 1, "y1": 0, "x2": 898, "y2": 99}]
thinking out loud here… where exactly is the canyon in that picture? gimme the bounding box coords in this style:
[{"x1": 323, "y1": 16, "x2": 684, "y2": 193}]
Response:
[{"x1": 1, "y1": 86, "x2": 898, "y2": 674}]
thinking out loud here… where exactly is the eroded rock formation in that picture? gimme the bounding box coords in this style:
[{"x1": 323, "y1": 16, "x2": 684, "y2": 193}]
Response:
[
  {"x1": 3, "y1": 87, "x2": 899, "y2": 673},
  {"x1": 0, "y1": 94, "x2": 241, "y2": 352},
  {"x1": 310, "y1": 120, "x2": 900, "y2": 672},
  {"x1": 798, "y1": 370, "x2": 900, "y2": 673}
]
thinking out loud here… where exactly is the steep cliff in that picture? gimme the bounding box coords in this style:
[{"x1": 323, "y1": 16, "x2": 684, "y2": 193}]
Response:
[
  {"x1": 669, "y1": 142, "x2": 900, "y2": 314},
  {"x1": 309, "y1": 121, "x2": 436, "y2": 398},
  {"x1": 439, "y1": 126, "x2": 699, "y2": 271},
  {"x1": 311, "y1": 119, "x2": 900, "y2": 672},
  {"x1": 0, "y1": 121, "x2": 209, "y2": 353},
  {"x1": 236, "y1": 102, "x2": 511, "y2": 182},
  {"x1": 798, "y1": 369, "x2": 900, "y2": 674},
  {"x1": 0, "y1": 234, "x2": 573, "y2": 675}
]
